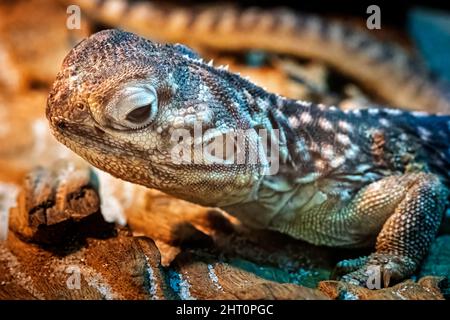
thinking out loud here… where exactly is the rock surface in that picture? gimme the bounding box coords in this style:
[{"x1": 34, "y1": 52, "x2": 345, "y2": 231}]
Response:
[
  {"x1": 419, "y1": 235, "x2": 450, "y2": 298},
  {"x1": 0, "y1": 229, "x2": 166, "y2": 299},
  {"x1": 9, "y1": 161, "x2": 113, "y2": 245},
  {"x1": 319, "y1": 277, "x2": 446, "y2": 300},
  {"x1": 1, "y1": 162, "x2": 448, "y2": 300}
]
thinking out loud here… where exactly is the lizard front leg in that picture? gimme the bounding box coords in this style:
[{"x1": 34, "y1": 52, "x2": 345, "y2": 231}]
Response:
[
  {"x1": 337, "y1": 172, "x2": 448, "y2": 287},
  {"x1": 269, "y1": 172, "x2": 448, "y2": 286}
]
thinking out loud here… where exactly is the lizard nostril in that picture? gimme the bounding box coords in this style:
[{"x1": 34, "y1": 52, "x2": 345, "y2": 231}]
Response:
[{"x1": 56, "y1": 120, "x2": 67, "y2": 130}]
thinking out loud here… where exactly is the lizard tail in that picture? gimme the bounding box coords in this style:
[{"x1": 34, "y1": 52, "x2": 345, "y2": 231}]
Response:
[{"x1": 68, "y1": 0, "x2": 450, "y2": 114}]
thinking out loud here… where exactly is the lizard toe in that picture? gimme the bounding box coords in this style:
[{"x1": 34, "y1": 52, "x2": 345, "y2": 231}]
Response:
[
  {"x1": 332, "y1": 256, "x2": 368, "y2": 280},
  {"x1": 338, "y1": 253, "x2": 418, "y2": 288}
]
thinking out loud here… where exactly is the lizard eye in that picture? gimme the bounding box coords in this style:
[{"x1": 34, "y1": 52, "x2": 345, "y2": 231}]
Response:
[
  {"x1": 126, "y1": 104, "x2": 152, "y2": 123},
  {"x1": 111, "y1": 84, "x2": 158, "y2": 129}
]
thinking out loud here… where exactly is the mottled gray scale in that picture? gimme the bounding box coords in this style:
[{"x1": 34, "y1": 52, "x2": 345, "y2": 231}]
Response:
[
  {"x1": 315, "y1": 16, "x2": 332, "y2": 39},
  {"x1": 266, "y1": 8, "x2": 285, "y2": 32},
  {"x1": 404, "y1": 55, "x2": 428, "y2": 76},
  {"x1": 212, "y1": 67, "x2": 272, "y2": 122},
  {"x1": 351, "y1": 35, "x2": 374, "y2": 50},
  {"x1": 335, "y1": 23, "x2": 375, "y2": 51},
  {"x1": 339, "y1": 24, "x2": 359, "y2": 43},
  {"x1": 184, "y1": 6, "x2": 203, "y2": 29},
  {"x1": 368, "y1": 109, "x2": 450, "y2": 182},
  {"x1": 372, "y1": 44, "x2": 400, "y2": 64},
  {"x1": 238, "y1": 7, "x2": 261, "y2": 30},
  {"x1": 292, "y1": 12, "x2": 308, "y2": 31},
  {"x1": 268, "y1": 108, "x2": 317, "y2": 176},
  {"x1": 200, "y1": 74, "x2": 241, "y2": 126},
  {"x1": 276, "y1": 100, "x2": 450, "y2": 190},
  {"x1": 274, "y1": 100, "x2": 354, "y2": 178},
  {"x1": 204, "y1": 7, "x2": 228, "y2": 32},
  {"x1": 147, "y1": 1, "x2": 172, "y2": 18},
  {"x1": 172, "y1": 65, "x2": 193, "y2": 92},
  {"x1": 172, "y1": 44, "x2": 202, "y2": 61}
]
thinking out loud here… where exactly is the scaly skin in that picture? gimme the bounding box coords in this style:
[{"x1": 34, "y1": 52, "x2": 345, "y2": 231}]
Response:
[
  {"x1": 67, "y1": 0, "x2": 450, "y2": 113},
  {"x1": 46, "y1": 30, "x2": 450, "y2": 287}
]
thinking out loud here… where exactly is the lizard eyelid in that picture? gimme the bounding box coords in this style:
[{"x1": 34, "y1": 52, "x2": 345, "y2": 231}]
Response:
[{"x1": 111, "y1": 84, "x2": 158, "y2": 129}]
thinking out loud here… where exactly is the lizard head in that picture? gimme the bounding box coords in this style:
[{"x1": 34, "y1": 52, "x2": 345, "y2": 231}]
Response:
[{"x1": 47, "y1": 29, "x2": 274, "y2": 206}]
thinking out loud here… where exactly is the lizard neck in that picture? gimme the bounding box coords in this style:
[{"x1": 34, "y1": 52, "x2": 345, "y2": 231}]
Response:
[
  {"x1": 218, "y1": 95, "x2": 367, "y2": 227},
  {"x1": 250, "y1": 95, "x2": 354, "y2": 180}
]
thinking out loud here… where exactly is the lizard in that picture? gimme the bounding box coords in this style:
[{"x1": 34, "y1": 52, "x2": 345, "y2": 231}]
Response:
[
  {"x1": 46, "y1": 29, "x2": 450, "y2": 287},
  {"x1": 65, "y1": 0, "x2": 450, "y2": 114}
]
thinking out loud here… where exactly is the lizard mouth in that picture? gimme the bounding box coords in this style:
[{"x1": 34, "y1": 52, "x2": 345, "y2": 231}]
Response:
[
  {"x1": 49, "y1": 116, "x2": 151, "y2": 162},
  {"x1": 51, "y1": 116, "x2": 101, "y2": 136},
  {"x1": 50, "y1": 117, "x2": 109, "y2": 149},
  {"x1": 94, "y1": 125, "x2": 106, "y2": 135}
]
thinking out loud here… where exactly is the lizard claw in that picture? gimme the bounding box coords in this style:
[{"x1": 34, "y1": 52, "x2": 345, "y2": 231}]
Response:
[
  {"x1": 336, "y1": 253, "x2": 417, "y2": 288},
  {"x1": 383, "y1": 264, "x2": 393, "y2": 288}
]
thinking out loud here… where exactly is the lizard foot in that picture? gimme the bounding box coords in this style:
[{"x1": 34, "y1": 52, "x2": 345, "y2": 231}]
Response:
[
  {"x1": 331, "y1": 256, "x2": 368, "y2": 280},
  {"x1": 334, "y1": 173, "x2": 447, "y2": 288},
  {"x1": 338, "y1": 253, "x2": 417, "y2": 288}
]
